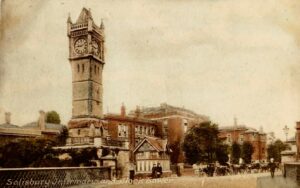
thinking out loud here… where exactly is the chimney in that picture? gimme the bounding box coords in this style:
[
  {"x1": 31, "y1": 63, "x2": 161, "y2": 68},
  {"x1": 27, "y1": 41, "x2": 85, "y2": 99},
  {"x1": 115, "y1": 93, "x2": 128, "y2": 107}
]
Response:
[
  {"x1": 121, "y1": 103, "x2": 126, "y2": 117},
  {"x1": 135, "y1": 106, "x2": 141, "y2": 118},
  {"x1": 5, "y1": 112, "x2": 11, "y2": 124},
  {"x1": 38, "y1": 110, "x2": 46, "y2": 130},
  {"x1": 234, "y1": 117, "x2": 237, "y2": 127}
]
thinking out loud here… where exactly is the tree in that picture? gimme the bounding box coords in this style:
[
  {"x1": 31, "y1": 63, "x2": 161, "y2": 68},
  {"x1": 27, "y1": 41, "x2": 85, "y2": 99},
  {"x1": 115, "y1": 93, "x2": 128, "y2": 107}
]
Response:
[
  {"x1": 267, "y1": 139, "x2": 290, "y2": 162},
  {"x1": 46, "y1": 111, "x2": 61, "y2": 124},
  {"x1": 231, "y1": 142, "x2": 241, "y2": 164},
  {"x1": 182, "y1": 121, "x2": 220, "y2": 164},
  {"x1": 216, "y1": 144, "x2": 229, "y2": 165},
  {"x1": 241, "y1": 141, "x2": 254, "y2": 164},
  {"x1": 69, "y1": 148, "x2": 98, "y2": 166},
  {"x1": 0, "y1": 139, "x2": 57, "y2": 168},
  {"x1": 169, "y1": 140, "x2": 181, "y2": 164},
  {"x1": 56, "y1": 126, "x2": 69, "y2": 146}
]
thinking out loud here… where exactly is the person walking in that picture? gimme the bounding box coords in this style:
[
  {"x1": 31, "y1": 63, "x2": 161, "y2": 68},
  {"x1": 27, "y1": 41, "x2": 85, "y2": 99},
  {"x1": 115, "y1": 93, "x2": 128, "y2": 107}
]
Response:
[
  {"x1": 129, "y1": 163, "x2": 135, "y2": 184},
  {"x1": 151, "y1": 163, "x2": 157, "y2": 179},
  {"x1": 268, "y1": 158, "x2": 276, "y2": 178},
  {"x1": 157, "y1": 163, "x2": 163, "y2": 178}
]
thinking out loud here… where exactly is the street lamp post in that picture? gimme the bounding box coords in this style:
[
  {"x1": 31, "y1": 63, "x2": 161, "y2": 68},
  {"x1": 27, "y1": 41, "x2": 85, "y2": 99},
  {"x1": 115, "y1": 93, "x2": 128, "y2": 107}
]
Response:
[{"x1": 283, "y1": 125, "x2": 289, "y2": 142}]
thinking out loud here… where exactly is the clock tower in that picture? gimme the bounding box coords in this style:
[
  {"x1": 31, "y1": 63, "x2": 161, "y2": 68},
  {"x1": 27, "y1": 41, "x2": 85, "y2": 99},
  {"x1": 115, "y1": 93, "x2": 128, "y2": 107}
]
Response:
[{"x1": 67, "y1": 8, "x2": 105, "y2": 135}]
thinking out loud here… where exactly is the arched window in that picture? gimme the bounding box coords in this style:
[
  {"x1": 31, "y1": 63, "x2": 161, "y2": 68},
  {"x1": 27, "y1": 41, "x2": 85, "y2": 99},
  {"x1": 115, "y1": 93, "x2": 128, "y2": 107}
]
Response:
[
  {"x1": 94, "y1": 65, "x2": 97, "y2": 74},
  {"x1": 77, "y1": 64, "x2": 80, "y2": 72},
  {"x1": 82, "y1": 64, "x2": 85, "y2": 73}
]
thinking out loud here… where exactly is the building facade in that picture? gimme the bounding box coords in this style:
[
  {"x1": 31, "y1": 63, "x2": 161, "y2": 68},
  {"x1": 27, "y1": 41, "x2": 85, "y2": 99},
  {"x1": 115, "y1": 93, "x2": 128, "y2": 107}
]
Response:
[
  {"x1": 63, "y1": 8, "x2": 171, "y2": 178},
  {"x1": 218, "y1": 120, "x2": 267, "y2": 162},
  {"x1": 104, "y1": 105, "x2": 170, "y2": 175},
  {"x1": 0, "y1": 111, "x2": 64, "y2": 145},
  {"x1": 67, "y1": 8, "x2": 106, "y2": 139},
  {"x1": 130, "y1": 103, "x2": 209, "y2": 164},
  {"x1": 133, "y1": 137, "x2": 170, "y2": 175}
]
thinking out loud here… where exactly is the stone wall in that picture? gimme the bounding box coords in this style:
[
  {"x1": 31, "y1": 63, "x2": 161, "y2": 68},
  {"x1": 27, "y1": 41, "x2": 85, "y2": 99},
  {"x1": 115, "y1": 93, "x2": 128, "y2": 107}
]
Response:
[
  {"x1": 283, "y1": 162, "x2": 300, "y2": 186},
  {"x1": 0, "y1": 166, "x2": 111, "y2": 188}
]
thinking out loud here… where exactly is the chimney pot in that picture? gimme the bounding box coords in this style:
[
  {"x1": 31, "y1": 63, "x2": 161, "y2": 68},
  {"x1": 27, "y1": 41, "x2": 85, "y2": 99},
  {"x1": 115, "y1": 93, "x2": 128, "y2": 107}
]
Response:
[
  {"x1": 5, "y1": 112, "x2": 11, "y2": 124},
  {"x1": 135, "y1": 106, "x2": 141, "y2": 118},
  {"x1": 38, "y1": 110, "x2": 46, "y2": 130},
  {"x1": 121, "y1": 103, "x2": 126, "y2": 117}
]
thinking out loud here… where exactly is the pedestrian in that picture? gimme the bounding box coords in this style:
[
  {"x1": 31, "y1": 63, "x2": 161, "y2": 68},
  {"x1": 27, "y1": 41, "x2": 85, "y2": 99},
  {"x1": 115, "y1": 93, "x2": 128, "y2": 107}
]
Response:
[
  {"x1": 157, "y1": 163, "x2": 163, "y2": 178},
  {"x1": 129, "y1": 163, "x2": 135, "y2": 184},
  {"x1": 151, "y1": 163, "x2": 157, "y2": 179},
  {"x1": 268, "y1": 158, "x2": 276, "y2": 178},
  {"x1": 207, "y1": 163, "x2": 214, "y2": 177}
]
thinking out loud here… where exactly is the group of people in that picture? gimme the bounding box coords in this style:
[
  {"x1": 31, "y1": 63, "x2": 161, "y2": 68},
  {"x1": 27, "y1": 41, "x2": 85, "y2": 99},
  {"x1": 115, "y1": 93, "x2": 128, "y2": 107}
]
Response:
[{"x1": 151, "y1": 163, "x2": 163, "y2": 178}]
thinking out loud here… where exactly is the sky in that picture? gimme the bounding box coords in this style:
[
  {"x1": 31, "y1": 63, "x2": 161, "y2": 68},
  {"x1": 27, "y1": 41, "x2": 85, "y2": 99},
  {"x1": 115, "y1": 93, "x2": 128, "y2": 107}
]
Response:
[{"x1": 1, "y1": 0, "x2": 300, "y2": 140}]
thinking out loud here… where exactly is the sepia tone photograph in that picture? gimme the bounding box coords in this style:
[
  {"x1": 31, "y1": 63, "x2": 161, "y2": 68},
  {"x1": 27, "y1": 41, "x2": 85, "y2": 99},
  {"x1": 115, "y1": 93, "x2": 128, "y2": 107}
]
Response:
[{"x1": 0, "y1": 0, "x2": 300, "y2": 187}]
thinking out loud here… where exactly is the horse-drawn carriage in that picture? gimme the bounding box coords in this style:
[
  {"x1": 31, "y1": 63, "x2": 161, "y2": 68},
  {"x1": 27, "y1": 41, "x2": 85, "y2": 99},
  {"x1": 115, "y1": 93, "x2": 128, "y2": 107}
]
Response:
[{"x1": 192, "y1": 161, "x2": 280, "y2": 177}]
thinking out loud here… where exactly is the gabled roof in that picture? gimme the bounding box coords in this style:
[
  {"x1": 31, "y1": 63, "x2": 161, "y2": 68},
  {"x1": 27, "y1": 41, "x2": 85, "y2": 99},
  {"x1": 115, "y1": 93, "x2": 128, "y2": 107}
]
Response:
[
  {"x1": 22, "y1": 122, "x2": 65, "y2": 131},
  {"x1": 133, "y1": 136, "x2": 164, "y2": 153},
  {"x1": 76, "y1": 8, "x2": 93, "y2": 23},
  {"x1": 0, "y1": 123, "x2": 19, "y2": 129}
]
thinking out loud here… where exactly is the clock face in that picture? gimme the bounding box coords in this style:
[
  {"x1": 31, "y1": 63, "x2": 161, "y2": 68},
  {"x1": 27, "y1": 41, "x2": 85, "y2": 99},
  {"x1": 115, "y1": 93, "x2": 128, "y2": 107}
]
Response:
[
  {"x1": 74, "y1": 38, "x2": 87, "y2": 55},
  {"x1": 91, "y1": 40, "x2": 100, "y2": 56}
]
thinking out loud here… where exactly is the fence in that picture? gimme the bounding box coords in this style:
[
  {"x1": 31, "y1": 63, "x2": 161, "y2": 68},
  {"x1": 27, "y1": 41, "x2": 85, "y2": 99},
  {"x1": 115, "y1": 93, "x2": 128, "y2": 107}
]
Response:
[{"x1": 0, "y1": 166, "x2": 111, "y2": 188}]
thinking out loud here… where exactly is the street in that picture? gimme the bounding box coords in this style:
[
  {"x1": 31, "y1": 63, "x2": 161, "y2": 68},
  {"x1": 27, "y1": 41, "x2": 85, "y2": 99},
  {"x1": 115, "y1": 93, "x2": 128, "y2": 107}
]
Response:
[{"x1": 70, "y1": 172, "x2": 298, "y2": 188}]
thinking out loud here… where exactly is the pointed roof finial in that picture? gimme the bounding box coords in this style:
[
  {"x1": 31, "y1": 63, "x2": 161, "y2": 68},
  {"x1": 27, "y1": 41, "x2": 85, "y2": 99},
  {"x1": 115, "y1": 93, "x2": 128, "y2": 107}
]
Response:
[
  {"x1": 88, "y1": 8, "x2": 92, "y2": 18},
  {"x1": 67, "y1": 12, "x2": 72, "y2": 23},
  {"x1": 100, "y1": 19, "x2": 104, "y2": 29},
  {"x1": 76, "y1": 7, "x2": 93, "y2": 23}
]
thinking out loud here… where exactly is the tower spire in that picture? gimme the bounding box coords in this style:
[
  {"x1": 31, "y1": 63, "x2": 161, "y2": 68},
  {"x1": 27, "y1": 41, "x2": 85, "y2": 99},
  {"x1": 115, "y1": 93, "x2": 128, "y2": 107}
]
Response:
[
  {"x1": 100, "y1": 19, "x2": 105, "y2": 30},
  {"x1": 67, "y1": 12, "x2": 72, "y2": 23}
]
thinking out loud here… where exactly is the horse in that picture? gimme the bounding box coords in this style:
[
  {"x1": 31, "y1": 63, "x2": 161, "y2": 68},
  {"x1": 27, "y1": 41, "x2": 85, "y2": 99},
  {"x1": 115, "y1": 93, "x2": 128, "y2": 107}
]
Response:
[
  {"x1": 215, "y1": 165, "x2": 231, "y2": 176},
  {"x1": 231, "y1": 163, "x2": 248, "y2": 174},
  {"x1": 203, "y1": 163, "x2": 215, "y2": 177},
  {"x1": 248, "y1": 163, "x2": 260, "y2": 173}
]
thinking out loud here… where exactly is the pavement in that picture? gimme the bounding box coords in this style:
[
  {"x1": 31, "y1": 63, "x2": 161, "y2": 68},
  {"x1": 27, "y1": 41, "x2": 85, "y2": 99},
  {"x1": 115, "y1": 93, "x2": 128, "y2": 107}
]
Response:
[
  {"x1": 70, "y1": 172, "x2": 299, "y2": 188},
  {"x1": 257, "y1": 175, "x2": 298, "y2": 188}
]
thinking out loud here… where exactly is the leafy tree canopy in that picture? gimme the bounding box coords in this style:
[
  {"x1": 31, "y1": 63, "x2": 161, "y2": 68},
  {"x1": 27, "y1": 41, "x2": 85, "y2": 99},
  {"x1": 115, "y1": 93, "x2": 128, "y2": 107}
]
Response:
[
  {"x1": 216, "y1": 144, "x2": 229, "y2": 165},
  {"x1": 56, "y1": 126, "x2": 69, "y2": 146},
  {"x1": 0, "y1": 139, "x2": 57, "y2": 168},
  {"x1": 267, "y1": 139, "x2": 290, "y2": 162},
  {"x1": 241, "y1": 141, "x2": 254, "y2": 164},
  {"x1": 231, "y1": 142, "x2": 241, "y2": 164},
  {"x1": 182, "y1": 121, "x2": 225, "y2": 164},
  {"x1": 46, "y1": 111, "x2": 61, "y2": 124}
]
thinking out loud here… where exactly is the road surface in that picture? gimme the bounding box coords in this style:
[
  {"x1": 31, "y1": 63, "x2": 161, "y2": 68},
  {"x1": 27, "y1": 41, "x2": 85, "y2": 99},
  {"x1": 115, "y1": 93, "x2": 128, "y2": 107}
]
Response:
[{"x1": 70, "y1": 172, "x2": 298, "y2": 188}]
